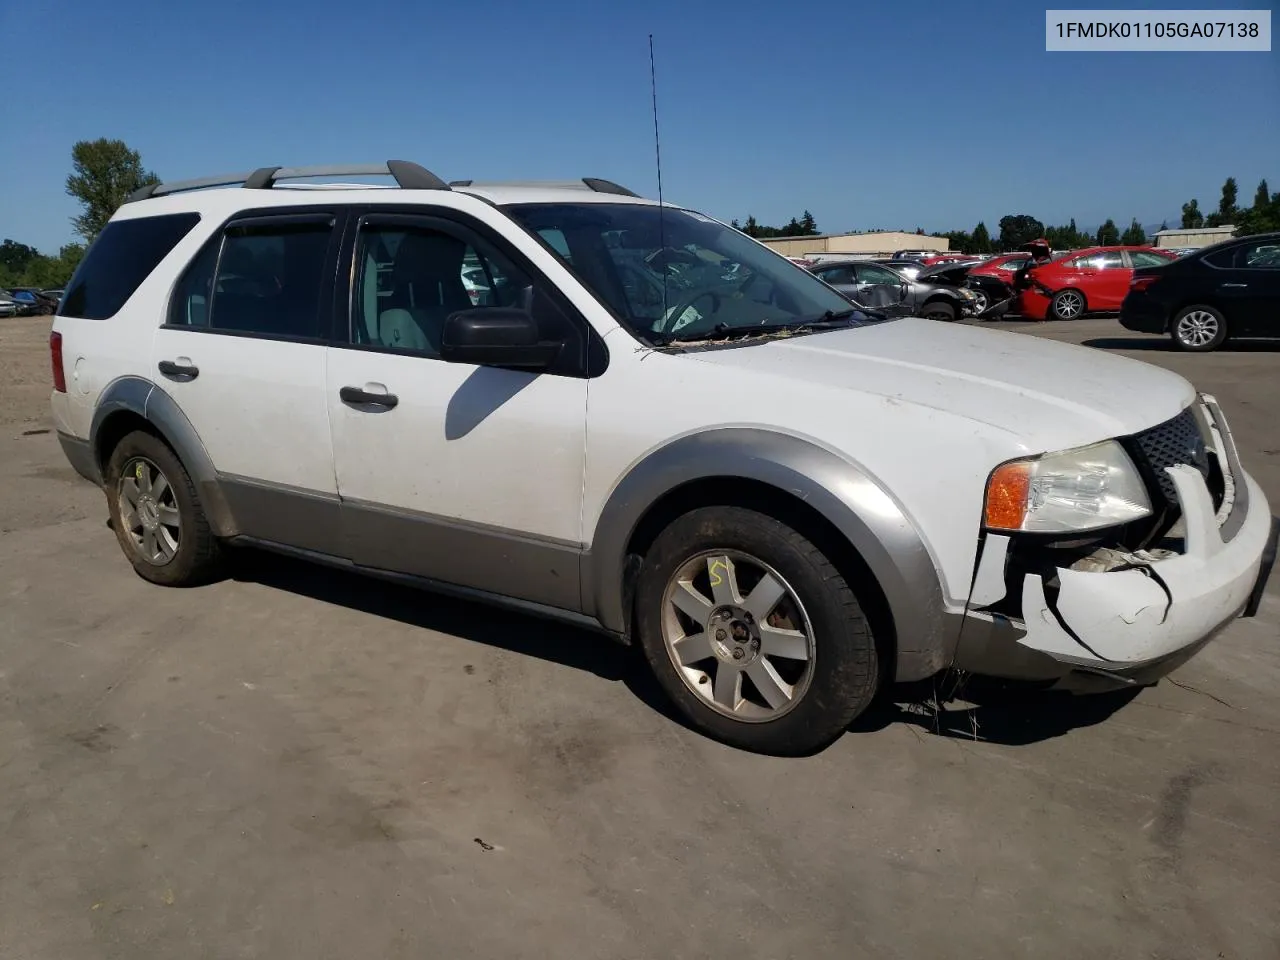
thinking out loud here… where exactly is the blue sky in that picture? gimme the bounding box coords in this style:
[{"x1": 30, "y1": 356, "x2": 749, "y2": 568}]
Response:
[{"x1": 3, "y1": 0, "x2": 1277, "y2": 253}]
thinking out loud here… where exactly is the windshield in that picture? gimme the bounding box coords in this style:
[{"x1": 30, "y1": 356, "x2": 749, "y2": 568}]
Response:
[{"x1": 503, "y1": 203, "x2": 859, "y2": 343}]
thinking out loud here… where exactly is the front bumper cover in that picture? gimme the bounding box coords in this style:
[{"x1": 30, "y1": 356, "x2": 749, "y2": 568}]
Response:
[{"x1": 955, "y1": 394, "x2": 1274, "y2": 688}]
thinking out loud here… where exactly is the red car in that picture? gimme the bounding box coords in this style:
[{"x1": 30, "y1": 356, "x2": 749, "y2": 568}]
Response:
[
  {"x1": 1014, "y1": 246, "x2": 1176, "y2": 321},
  {"x1": 967, "y1": 252, "x2": 1034, "y2": 281}
]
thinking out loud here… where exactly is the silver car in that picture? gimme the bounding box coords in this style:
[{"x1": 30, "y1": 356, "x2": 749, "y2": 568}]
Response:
[{"x1": 811, "y1": 260, "x2": 978, "y2": 322}]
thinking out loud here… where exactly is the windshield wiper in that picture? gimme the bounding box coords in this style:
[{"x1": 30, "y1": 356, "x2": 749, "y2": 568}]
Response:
[{"x1": 649, "y1": 308, "x2": 874, "y2": 347}]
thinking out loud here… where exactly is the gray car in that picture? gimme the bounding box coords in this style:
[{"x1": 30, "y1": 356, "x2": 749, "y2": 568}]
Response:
[{"x1": 811, "y1": 260, "x2": 978, "y2": 321}]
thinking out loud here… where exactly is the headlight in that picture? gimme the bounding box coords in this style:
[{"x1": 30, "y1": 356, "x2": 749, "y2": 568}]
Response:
[{"x1": 984, "y1": 440, "x2": 1152, "y2": 533}]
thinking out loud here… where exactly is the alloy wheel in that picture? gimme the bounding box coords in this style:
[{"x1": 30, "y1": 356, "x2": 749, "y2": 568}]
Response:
[
  {"x1": 118, "y1": 457, "x2": 181, "y2": 565},
  {"x1": 1176, "y1": 310, "x2": 1219, "y2": 348},
  {"x1": 660, "y1": 551, "x2": 816, "y2": 722},
  {"x1": 1054, "y1": 291, "x2": 1083, "y2": 319}
]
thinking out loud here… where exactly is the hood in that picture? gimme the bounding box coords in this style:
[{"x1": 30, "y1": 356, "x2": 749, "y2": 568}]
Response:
[
  {"x1": 689, "y1": 318, "x2": 1194, "y2": 452},
  {"x1": 916, "y1": 263, "x2": 973, "y2": 285}
]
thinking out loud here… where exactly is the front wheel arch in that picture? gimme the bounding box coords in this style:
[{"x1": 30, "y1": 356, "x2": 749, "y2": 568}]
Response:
[{"x1": 624, "y1": 477, "x2": 897, "y2": 691}]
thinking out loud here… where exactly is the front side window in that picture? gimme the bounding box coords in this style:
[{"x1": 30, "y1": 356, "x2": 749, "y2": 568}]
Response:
[
  {"x1": 348, "y1": 220, "x2": 585, "y2": 372},
  {"x1": 856, "y1": 264, "x2": 903, "y2": 285},
  {"x1": 998, "y1": 257, "x2": 1027, "y2": 272},
  {"x1": 168, "y1": 218, "x2": 333, "y2": 338},
  {"x1": 60, "y1": 212, "x2": 200, "y2": 320},
  {"x1": 503, "y1": 203, "x2": 859, "y2": 343},
  {"x1": 1240, "y1": 241, "x2": 1280, "y2": 268},
  {"x1": 816, "y1": 265, "x2": 854, "y2": 285}
]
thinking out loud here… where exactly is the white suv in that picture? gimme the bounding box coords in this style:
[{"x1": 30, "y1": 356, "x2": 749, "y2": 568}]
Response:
[{"x1": 50, "y1": 161, "x2": 1277, "y2": 755}]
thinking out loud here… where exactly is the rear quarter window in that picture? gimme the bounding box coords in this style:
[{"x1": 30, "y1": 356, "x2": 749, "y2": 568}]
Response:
[{"x1": 58, "y1": 212, "x2": 201, "y2": 320}]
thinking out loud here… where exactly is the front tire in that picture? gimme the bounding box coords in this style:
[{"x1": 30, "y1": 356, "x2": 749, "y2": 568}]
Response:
[
  {"x1": 634, "y1": 506, "x2": 879, "y2": 756},
  {"x1": 1170, "y1": 304, "x2": 1227, "y2": 352},
  {"x1": 104, "y1": 430, "x2": 224, "y2": 586},
  {"x1": 1050, "y1": 288, "x2": 1086, "y2": 321},
  {"x1": 921, "y1": 300, "x2": 957, "y2": 322}
]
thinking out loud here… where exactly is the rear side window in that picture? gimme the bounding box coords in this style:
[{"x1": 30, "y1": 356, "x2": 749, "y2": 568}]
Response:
[
  {"x1": 1128, "y1": 251, "x2": 1170, "y2": 268},
  {"x1": 58, "y1": 213, "x2": 200, "y2": 320},
  {"x1": 168, "y1": 216, "x2": 335, "y2": 339}
]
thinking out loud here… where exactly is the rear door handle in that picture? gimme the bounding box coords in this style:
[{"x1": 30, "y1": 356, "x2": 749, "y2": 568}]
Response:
[
  {"x1": 340, "y1": 386, "x2": 399, "y2": 410},
  {"x1": 158, "y1": 359, "x2": 199, "y2": 381}
]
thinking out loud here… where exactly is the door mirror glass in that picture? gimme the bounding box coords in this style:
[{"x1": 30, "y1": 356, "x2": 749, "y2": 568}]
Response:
[{"x1": 440, "y1": 307, "x2": 563, "y2": 369}]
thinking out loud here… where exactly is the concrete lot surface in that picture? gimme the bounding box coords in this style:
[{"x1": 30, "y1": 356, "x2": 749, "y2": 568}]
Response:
[{"x1": 1, "y1": 315, "x2": 1277, "y2": 959}]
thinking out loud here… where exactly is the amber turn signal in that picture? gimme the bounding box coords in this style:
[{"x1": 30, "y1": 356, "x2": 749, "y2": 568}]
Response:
[{"x1": 984, "y1": 461, "x2": 1032, "y2": 530}]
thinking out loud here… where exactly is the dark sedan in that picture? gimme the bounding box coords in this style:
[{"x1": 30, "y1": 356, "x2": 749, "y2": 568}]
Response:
[{"x1": 1121, "y1": 232, "x2": 1280, "y2": 351}]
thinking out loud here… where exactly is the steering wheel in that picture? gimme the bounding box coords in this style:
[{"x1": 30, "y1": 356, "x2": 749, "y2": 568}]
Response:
[{"x1": 654, "y1": 290, "x2": 723, "y2": 336}]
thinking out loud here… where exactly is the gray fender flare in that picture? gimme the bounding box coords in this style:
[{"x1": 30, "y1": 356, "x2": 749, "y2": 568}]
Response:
[
  {"x1": 582, "y1": 428, "x2": 958, "y2": 682},
  {"x1": 90, "y1": 376, "x2": 239, "y2": 537}
]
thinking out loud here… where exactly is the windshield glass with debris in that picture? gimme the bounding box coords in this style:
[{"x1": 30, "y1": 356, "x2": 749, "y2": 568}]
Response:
[{"x1": 504, "y1": 203, "x2": 879, "y2": 345}]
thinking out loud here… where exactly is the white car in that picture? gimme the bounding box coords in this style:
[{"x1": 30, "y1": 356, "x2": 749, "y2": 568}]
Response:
[{"x1": 49, "y1": 162, "x2": 1276, "y2": 755}]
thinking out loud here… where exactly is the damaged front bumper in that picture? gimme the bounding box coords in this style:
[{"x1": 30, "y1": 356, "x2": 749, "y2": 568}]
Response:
[{"x1": 955, "y1": 395, "x2": 1277, "y2": 691}]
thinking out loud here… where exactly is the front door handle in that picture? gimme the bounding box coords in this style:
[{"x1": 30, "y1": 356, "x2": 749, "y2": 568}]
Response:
[
  {"x1": 158, "y1": 359, "x2": 199, "y2": 382},
  {"x1": 340, "y1": 386, "x2": 399, "y2": 410},
  {"x1": 1220, "y1": 282, "x2": 1248, "y2": 289}
]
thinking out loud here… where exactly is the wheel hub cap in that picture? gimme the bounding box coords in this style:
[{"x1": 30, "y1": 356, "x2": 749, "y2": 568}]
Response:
[{"x1": 709, "y1": 607, "x2": 761, "y2": 666}]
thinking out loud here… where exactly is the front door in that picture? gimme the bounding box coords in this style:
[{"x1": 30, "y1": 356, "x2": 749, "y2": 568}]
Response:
[
  {"x1": 1086, "y1": 250, "x2": 1130, "y2": 310},
  {"x1": 325, "y1": 211, "x2": 590, "y2": 611},
  {"x1": 151, "y1": 210, "x2": 342, "y2": 551},
  {"x1": 854, "y1": 262, "x2": 912, "y2": 316},
  {"x1": 1219, "y1": 239, "x2": 1280, "y2": 335}
]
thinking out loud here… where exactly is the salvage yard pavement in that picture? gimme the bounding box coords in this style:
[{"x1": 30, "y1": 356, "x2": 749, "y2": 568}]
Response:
[{"x1": 1, "y1": 313, "x2": 1277, "y2": 958}]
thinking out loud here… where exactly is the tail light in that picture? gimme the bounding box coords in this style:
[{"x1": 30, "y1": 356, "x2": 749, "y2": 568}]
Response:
[
  {"x1": 50, "y1": 331, "x2": 66, "y2": 393},
  {"x1": 1130, "y1": 275, "x2": 1158, "y2": 292}
]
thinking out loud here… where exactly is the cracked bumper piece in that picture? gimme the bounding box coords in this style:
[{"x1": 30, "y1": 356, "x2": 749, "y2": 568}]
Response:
[{"x1": 956, "y1": 437, "x2": 1275, "y2": 691}]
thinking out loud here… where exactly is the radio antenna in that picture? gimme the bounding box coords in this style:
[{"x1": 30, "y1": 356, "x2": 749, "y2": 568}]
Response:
[{"x1": 649, "y1": 33, "x2": 668, "y2": 323}]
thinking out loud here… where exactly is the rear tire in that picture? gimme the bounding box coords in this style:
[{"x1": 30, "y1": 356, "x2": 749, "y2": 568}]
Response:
[
  {"x1": 921, "y1": 300, "x2": 957, "y2": 322},
  {"x1": 634, "y1": 506, "x2": 879, "y2": 756},
  {"x1": 104, "y1": 430, "x2": 224, "y2": 586},
  {"x1": 1050, "y1": 288, "x2": 1086, "y2": 321},
  {"x1": 1170, "y1": 305, "x2": 1227, "y2": 352}
]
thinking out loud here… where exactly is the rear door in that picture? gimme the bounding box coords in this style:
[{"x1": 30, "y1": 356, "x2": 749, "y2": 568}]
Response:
[{"x1": 151, "y1": 208, "x2": 343, "y2": 552}]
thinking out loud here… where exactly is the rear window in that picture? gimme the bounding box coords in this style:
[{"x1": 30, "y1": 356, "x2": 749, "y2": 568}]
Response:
[{"x1": 58, "y1": 212, "x2": 201, "y2": 320}]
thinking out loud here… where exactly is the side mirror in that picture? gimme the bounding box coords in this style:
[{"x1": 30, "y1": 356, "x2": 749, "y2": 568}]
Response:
[{"x1": 440, "y1": 307, "x2": 563, "y2": 370}]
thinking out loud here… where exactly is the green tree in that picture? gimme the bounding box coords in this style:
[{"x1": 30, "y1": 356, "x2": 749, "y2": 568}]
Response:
[
  {"x1": 1159, "y1": 220, "x2": 1168, "y2": 232},
  {"x1": 1181, "y1": 198, "x2": 1204, "y2": 229},
  {"x1": 799, "y1": 210, "x2": 818, "y2": 235},
  {"x1": 1096, "y1": 218, "x2": 1120, "y2": 246},
  {"x1": 65, "y1": 138, "x2": 160, "y2": 242},
  {"x1": 0, "y1": 239, "x2": 40, "y2": 277},
  {"x1": 1120, "y1": 218, "x2": 1146, "y2": 245},
  {"x1": 1208, "y1": 175, "x2": 1239, "y2": 224},
  {"x1": 940, "y1": 230, "x2": 972, "y2": 252},
  {"x1": 971, "y1": 221, "x2": 991, "y2": 254},
  {"x1": 998, "y1": 214, "x2": 1046, "y2": 249},
  {"x1": 1253, "y1": 179, "x2": 1270, "y2": 210}
]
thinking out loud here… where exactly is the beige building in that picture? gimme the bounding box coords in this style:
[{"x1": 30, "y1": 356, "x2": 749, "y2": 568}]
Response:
[
  {"x1": 758, "y1": 231, "x2": 950, "y2": 258},
  {"x1": 1152, "y1": 226, "x2": 1236, "y2": 249}
]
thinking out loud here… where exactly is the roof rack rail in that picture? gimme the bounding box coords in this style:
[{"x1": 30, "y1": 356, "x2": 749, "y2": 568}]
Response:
[
  {"x1": 449, "y1": 178, "x2": 640, "y2": 198},
  {"x1": 124, "y1": 160, "x2": 450, "y2": 204}
]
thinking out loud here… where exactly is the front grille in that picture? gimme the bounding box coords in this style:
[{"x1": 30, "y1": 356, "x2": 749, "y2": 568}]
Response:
[{"x1": 1133, "y1": 407, "x2": 1211, "y2": 508}]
